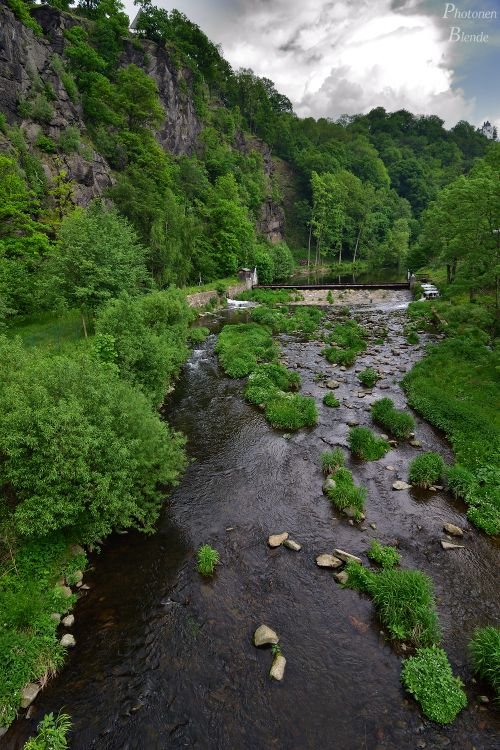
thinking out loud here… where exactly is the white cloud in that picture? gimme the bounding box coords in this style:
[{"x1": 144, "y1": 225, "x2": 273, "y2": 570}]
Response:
[{"x1": 124, "y1": 0, "x2": 476, "y2": 126}]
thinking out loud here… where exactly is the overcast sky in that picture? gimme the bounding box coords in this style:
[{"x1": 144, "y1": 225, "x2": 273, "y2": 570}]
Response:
[{"x1": 124, "y1": 0, "x2": 500, "y2": 129}]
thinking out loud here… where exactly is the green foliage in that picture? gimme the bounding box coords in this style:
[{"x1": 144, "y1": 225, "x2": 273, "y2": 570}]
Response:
[
  {"x1": 446, "y1": 463, "x2": 476, "y2": 503},
  {"x1": 468, "y1": 626, "x2": 500, "y2": 697},
  {"x1": 348, "y1": 427, "x2": 390, "y2": 461},
  {"x1": 408, "y1": 452, "x2": 445, "y2": 488},
  {"x1": 35, "y1": 133, "x2": 57, "y2": 153},
  {"x1": 215, "y1": 323, "x2": 277, "y2": 378},
  {"x1": 401, "y1": 647, "x2": 467, "y2": 724},
  {"x1": 343, "y1": 560, "x2": 376, "y2": 592},
  {"x1": 407, "y1": 330, "x2": 419, "y2": 345},
  {"x1": 358, "y1": 367, "x2": 379, "y2": 387},
  {"x1": 367, "y1": 540, "x2": 401, "y2": 568},
  {"x1": 322, "y1": 319, "x2": 367, "y2": 366},
  {"x1": 48, "y1": 202, "x2": 147, "y2": 315},
  {"x1": 196, "y1": 544, "x2": 220, "y2": 577},
  {"x1": 371, "y1": 398, "x2": 415, "y2": 439},
  {"x1": 265, "y1": 393, "x2": 318, "y2": 431},
  {"x1": 187, "y1": 326, "x2": 210, "y2": 344},
  {"x1": 323, "y1": 392, "x2": 340, "y2": 408},
  {"x1": 94, "y1": 289, "x2": 193, "y2": 405},
  {"x1": 6, "y1": 0, "x2": 42, "y2": 35},
  {"x1": 325, "y1": 467, "x2": 366, "y2": 519},
  {"x1": 245, "y1": 363, "x2": 301, "y2": 405},
  {"x1": 24, "y1": 712, "x2": 72, "y2": 749},
  {"x1": 402, "y1": 332, "x2": 499, "y2": 534},
  {"x1": 239, "y1": 289, "x2": 295, "y2": 304},
  {"x1": 0, "y1": 337, "x2": 186, "y2": 543},
  {"x1": 251, "y1": 305, "x2": 322, "y2": 338},
  {"x1": 58, "y1": 127, "x2": 81, "y2": 154},
  {"x1": 321, "y1": 448, "x2": 345, "y2": 475}
]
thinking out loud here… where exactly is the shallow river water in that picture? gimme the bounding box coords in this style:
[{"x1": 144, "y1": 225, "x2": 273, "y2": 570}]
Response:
[{"x1": 4, "y1": 293, "x2": 500, "y2": 750}]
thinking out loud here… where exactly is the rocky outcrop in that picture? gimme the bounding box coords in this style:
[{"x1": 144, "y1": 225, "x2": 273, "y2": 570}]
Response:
[
  {"x1": 0, "y1": 4, "x2": 112, "y2": 204},
  {"x1": 121, "y1": 39, "x2": 202, "y2": 156}
]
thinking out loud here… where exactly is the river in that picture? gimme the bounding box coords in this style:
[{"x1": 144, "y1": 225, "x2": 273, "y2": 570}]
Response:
[{"x1": 4, "y1": 293, "x2": 500, "y2": 749}]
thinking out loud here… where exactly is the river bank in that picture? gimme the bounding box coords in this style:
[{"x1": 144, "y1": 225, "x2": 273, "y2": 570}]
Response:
[{"x1": 4, "y1": 293, "x2": 499, "y2": 749}]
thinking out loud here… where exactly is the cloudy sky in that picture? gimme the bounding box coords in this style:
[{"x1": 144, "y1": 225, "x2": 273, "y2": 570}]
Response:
[{"x1": 124, "y1": 0, "x2": 500, "y2": 129}]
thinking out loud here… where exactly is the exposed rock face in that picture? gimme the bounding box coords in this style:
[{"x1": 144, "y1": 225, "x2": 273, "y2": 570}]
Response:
[
  {"x1": 0, "y1": 4, "x2": 112, "y2": 204},
  {"x1": 120, "y1": 39, "x2": 202, "y2": 156}
]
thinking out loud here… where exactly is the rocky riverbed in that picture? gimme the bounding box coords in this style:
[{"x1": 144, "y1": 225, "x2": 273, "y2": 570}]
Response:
[{"x1": 5, "y1": 293, "x2": 499, "y2": 750}]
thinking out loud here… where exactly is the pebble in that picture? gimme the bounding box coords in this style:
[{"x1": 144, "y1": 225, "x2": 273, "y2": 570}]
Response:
[
  {"x1": 270, "y1": 653, "x2": 286, "y2": 681},
  {"x1": 392, "y1": 481, "x2": 411, "y2": 490},
  {"x1": 60, "y1": 633, "x2": 76, "y2": 648},
  {"x1": 333, "y1": 548, "x2": 362, "y2": 564},
  {"x1": 385, "y1": 465, "x2": 395, "y2": 471},
  {"x1": 316, "y1": 554, "x2": 343, "y2": 568},
  {"x1": 21, "y1": 683, "x2": 40, "y2": 708},
  {"x1": 62, "y1": 614, "x2": 75, "y2": 628},
  {"x1": 254, "y1": 625, "x2": 279, "y2": 647},
  {"x1": 443, "y1": 523, "x2": 464, "y2": 537},
  {"x1": 441, "y1": 541, "x2": 465, "y2": 550},
  {"x1": 268, "y1": 532, "x2": 289, "y2": 548},
  {"x1": 283, "y1": 539, "x2": 302, "y2": 552},
  {"x1": 334, "y1": 571, "x2": 349, "y2": 584}
]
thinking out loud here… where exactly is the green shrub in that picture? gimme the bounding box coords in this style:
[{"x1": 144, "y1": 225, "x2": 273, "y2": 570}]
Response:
[
  {"x1": 368, "y1": 568, "x2": 440, "y2": 646},
  {"x1": 367, "y1": 540, "x2": 401, "y2": 568},
  {"x1": 59, "y1": 127, "x2": 80, "y2": 154},
  {"x1": 30, "y1": 94, "x2": 54, "y2": 124},
  {"x1": 197, "y1": 545, "x2": 220, "y2": 577},
  {"x1": 321, "y1": 319, "x2": 367, "y2": 366},
  {"x1": 321, "y1": 448, "x2": 345, "y2": 475},
  {"x1": 358, "y1": 368, "x2": 379, "y2": 388},
  {"x1": 469, "y1": 626, "x2": 500, "y2": 697},
  {"x1": 348, "y1": 427, "x2": 390, "y2": 461},
  {"x1": 446, "y1": 463, "x2": 475, "y2": 502},
  {"x1": 323, "y1": 392, "x2": 340, "y2": 408},
  {"x1": 325, "y1": 467, "x2": 366, "y2": 520},
  {"x1": 0, "y1": 337, "x2": 187, "y2": 544},
  {"x1": 215, "y1": 323, "x2": 276, "y2": 377},
  {"x1": 401, "y1": 646, "x2": 467, "y2": 724},
  {"x1": 35, "y1": 133, "x2": 57, "y2": 153},
  {"x1": 371, "y1": 398, "x2": 415, "y2": 439},
  {"x1": 24, "y1": 712, "x2": 72, "y2": 749},
  {"x1": 264, "y1": 393, "x2": 318, "y2": 430},
  {"x1": 408, "y1": 452, "x2": 445, "y2": 488},
  {"x1": 187, "y1": 326, "x2": 210, "y2": 344},
  {"x1": 407, "y1": 331, "x2": 419, "y2": 345},
  {"x1": 6, "y1": 0, "x2": 42, "y2": 35}
]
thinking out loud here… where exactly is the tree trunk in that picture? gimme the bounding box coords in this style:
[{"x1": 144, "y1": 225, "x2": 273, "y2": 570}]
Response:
[
  {"x1": 81, "y1": 312, "x2": 88, "y2": 339},
  {"x1": 307, "y1": 222, "x2": 312, "y2": 271},
  {"x1": 446, "y1": 264, "x2": 451, "y2": 284},
  {"x1": 353, "y1": 226, "x2": 362, "y2": 263}
]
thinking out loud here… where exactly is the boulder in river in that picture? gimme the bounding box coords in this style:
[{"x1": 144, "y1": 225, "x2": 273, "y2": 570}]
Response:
[
  {"x1": 60, "y1": 633, "x2": 76, "y2": 648},
  {"x1": 316, "y1": 554, "x2": 343, "y2": 569},
  {"x1": 443, "y1": 523, "x2": 464, "y2": 537},
  {"x1": 393, "y1": 481, "x2": 411, "y2": 490},
  {"x1": 62, "y1": 614, "x2": 75, "y2": 628},
  {"x1": 326, "y1": 380, "x2": 341, "y2": 389},
  {"x1": 322, "y1": 477, "x2": 336, "y2": 495},
  {"x1": 21, "y1": 683, "x2": 40, "y2": 708},
  {"x1": 254, "y1": 625, "x2": 279, "y2": 647},
  {"x1": 333, "y1": 549, "x2": 362, "y2": 564},
  {"x1": 441, "y1": 541, "x2": 465, "y2": 550},
  {"x1": 268, "y1": 532, "x2": 289, "y2": 548},
  {"x1": 270, "y1": 653, "x2": 286, "y2": 681},
  {"x1": 283, "y1": 539, "x2": 302, "y2": 552}
]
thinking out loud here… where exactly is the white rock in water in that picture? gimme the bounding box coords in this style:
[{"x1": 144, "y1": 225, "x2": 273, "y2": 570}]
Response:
[
  {"x1": 21, "y1": 683, "x2": 40, "y2": 708},
  {"x1": 270, "y1": 653, "x2": 286, "y2": 681},
  {"x1": 443, "y1": 523, "x2": 464, "y2": 537},
  {"x1": 283, "y1": 539, "x2": 302, "y2": 552},
  {"x1": 441, "y1": 541, "x2": 465, "y2": 550},
  {"x1": 60, "y1": 633, "x2": 76, "y2": 648},
  {"x1": 392, "y1": 481, "x2": 411, "y2": 491},
  {"x1": 268, "y1": 532, "x2": 289, "y2": 548},
  {"x1": 323, "y1": 477, "x2": 336, "y2": 494},
  {"x1": 62, "y1": 614, "x2": 75, "y2": 628},
  {"x1": 326, "y1": 380, "x2": 341, "y2": 389},
  {"x1": 333, "y1": 549, "x2": 362, "y2": 564},
  {"x1": 254, "y1": 625, "x2": 279, "y2": 647},
  {"x1": 316, "y1": 554, "x2": 343, "y2": 569}
]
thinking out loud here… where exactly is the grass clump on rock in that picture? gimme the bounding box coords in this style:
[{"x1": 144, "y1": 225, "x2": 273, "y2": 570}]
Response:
[
  {"x1": 345, "y1": 562, "x2": 440, "y2": 647},
  {"x1": 371, "y1": 398, "x2": 415, "y2": 440},
  {"x1": 321, "y1": 448, "x2": 345, "y2": 475},
  {"x1": 408, "y1": 452, "x2": 445, "y2": 488},
  {"x1": 215, "y1": 323, "x2": 276, "y2": 377},
  {"x1": 348, "y1": 427, "x2": 390, "y2": 461},
  {"x1": 323, "y1": 392, "x2": 340, "y2": 408},
  {"x1": 367, "y1": 540, "x2": 401, "y2": 568},
  {"x1": 325, "y1": 468, "x2": 366, "y2": 520},
  {"x1": 469, "y1": 626, "x2": 500, "y2": 697},
  {"x1": 322, "y1": 319, "x2": 367, "y2": 367},
  {"x1": 264, "y1": 393, "x2": 318, "y2": 431},
  {"x1": 401, "y1": 646, "x2": 467, "y2": 724},
  {"x1": 197, "y1": 545, "x2": 220, "y2": 577},
  {"x1": 358, "y1": 368, "x2": 379, "y2": 388}
]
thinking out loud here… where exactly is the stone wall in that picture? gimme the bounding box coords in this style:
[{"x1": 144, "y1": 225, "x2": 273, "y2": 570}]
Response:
[{"x1": 186, "y1": 281, "x2": 250, "y2": 309}]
